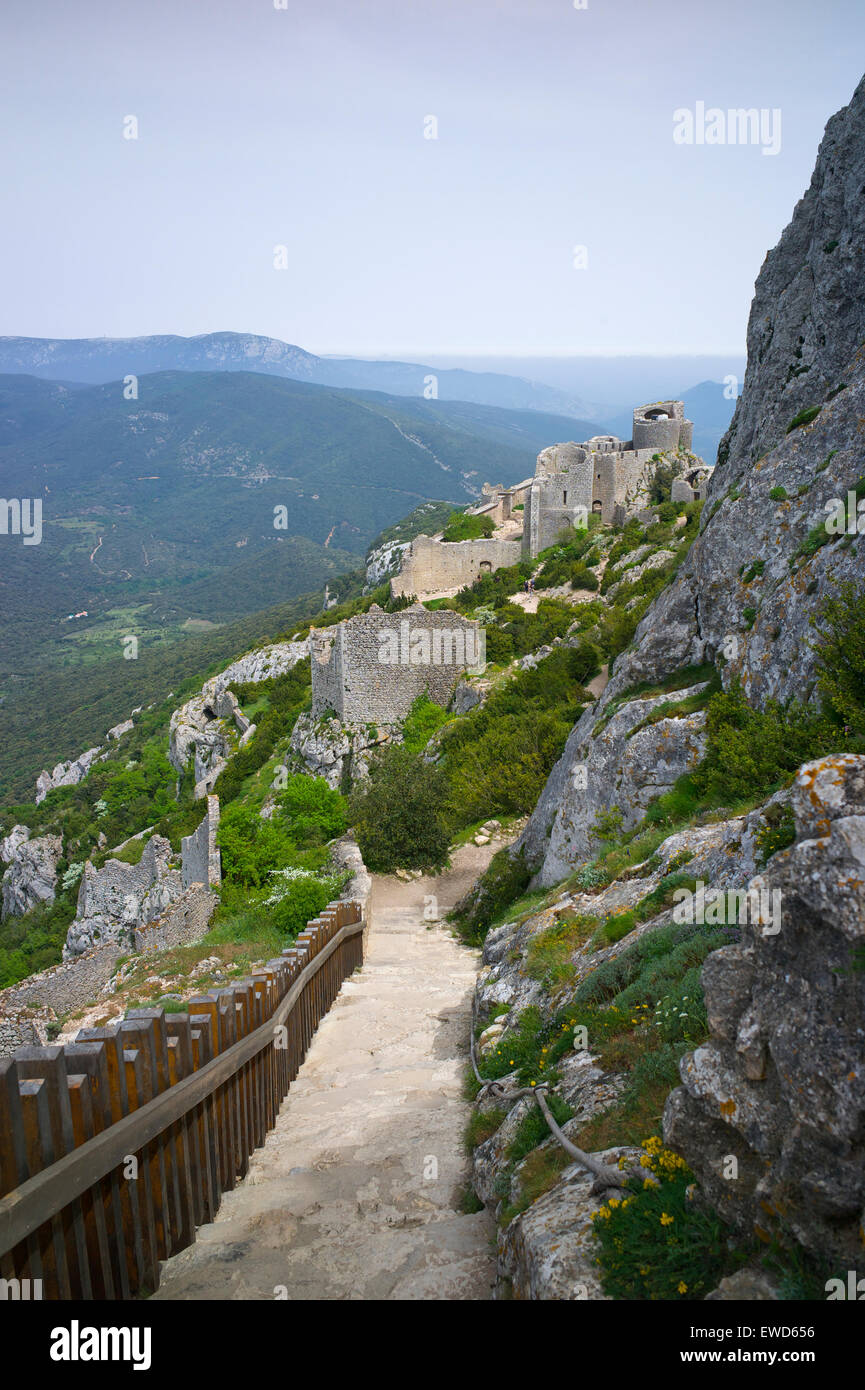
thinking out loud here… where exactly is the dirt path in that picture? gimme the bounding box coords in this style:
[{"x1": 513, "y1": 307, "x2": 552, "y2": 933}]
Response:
[{"x1": 153, "y1": 844, "x2": 497, "y2": 1301}]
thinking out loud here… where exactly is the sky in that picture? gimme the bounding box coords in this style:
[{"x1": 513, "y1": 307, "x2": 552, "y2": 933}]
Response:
[{"x1": 1, "y1": 0, "x2": 863, "y2": 358}]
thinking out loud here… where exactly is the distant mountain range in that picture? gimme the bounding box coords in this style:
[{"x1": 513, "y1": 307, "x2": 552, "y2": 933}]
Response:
[{"x1": 0, "y1": 331, "x2": 592, "y2": 419}]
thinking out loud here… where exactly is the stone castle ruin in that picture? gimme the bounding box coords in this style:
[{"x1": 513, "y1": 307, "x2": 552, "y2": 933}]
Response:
[
  {"x1": 390, "y1": 533, "x2": 523, "y2": 600},
  {"x1": 310, "y1": 605, "x2": 481, "y2": 725},
  {"x1": 522, "y1": 401, "x2": 694, "y2": 555},
  {"x1": 389, "y1": 401, "x2": 707, "y2": 598}
]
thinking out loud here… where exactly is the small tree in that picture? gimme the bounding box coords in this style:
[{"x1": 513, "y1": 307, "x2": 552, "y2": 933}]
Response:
[
  {"x1": 813, "y1": 581, "x2": 865, "y2": 736},
  {"x1": 349, "y1": 746, "x2": 451, "y2": 872},
  {"x1": 278, "y1": 774, "x2": 348, "y2": 846}
]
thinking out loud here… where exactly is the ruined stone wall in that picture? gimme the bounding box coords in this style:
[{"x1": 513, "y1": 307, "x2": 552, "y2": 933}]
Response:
[
  {"x1": 391, "y1": 534, "x2": 521, "y2": 599},
  {"x1": 0, "y1": 886, "x2": 220, "y2": 1054},
  {"x1": 181, "y1": 795, "x2": 221, "y2": 890},
  {"x1": 310, "y1": 605, "x2": 481, "y2": 724},
  {"x1": 133, "y1": 885, "x2": 218, "y2": 954},
  {"x1": 0, "y1": 941, "x2": 127, "y2": 1047}
]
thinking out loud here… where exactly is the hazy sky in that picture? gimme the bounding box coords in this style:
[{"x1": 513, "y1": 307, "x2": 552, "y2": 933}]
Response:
[{"x1": 1, "y1": 0, "x2": 862, "y2": 357}]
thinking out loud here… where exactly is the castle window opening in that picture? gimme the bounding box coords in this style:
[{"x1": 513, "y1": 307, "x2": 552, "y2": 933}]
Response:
[{"x1": 563, "y1": 489, "x2": 567, "y2": 504}]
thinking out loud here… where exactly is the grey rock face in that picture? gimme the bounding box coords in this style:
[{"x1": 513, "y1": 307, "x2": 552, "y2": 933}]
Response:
[
  {"x1": 35, "y1": 746, "x2": 103, "y2": 804},
  {"x1": 517, "y1": 78, "x2": 865, "y2": 889},
  {"x1": 719, "y1": 75, "x2": 865, "y2": 480},
  {"x1": 520, "y1": 684, "x2": 708, "y2": 887},
  {"x1": 65, "y1": 835, "x2": 181, "y2": 957},
  {"x1": 664, "y1": 754, "x2": 865, "y2": 1265},
  {"x1": 1, "y1": 832, "x2": 62, "y2": 918},
  {"x1": 0, "y1": 825, "x2": 30, "y2": 864},
  {"x1": 365, "y1": 540, "x2": 410, "y2": 589},
  {"x1": 288, "y1": 712, "x2": 397, "y2": 789}
]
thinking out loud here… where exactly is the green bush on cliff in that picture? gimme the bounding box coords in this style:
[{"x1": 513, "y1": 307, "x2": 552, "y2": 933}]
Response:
[
  {"x1": 692, "y1": 681, "x2": 837, "y2": 804},
  {"x1": 277, "y1": 774, "x2": 348, "y2": 847},
  {"x1": 813, "y1": 581, "x2": 865, "y2": 737},
  {"x1": 441, "y1": 510, "x2": 496, "y2": 542},
  {"x1": 592, "y1": 1140, "x2": 733, "y2": 1300}
]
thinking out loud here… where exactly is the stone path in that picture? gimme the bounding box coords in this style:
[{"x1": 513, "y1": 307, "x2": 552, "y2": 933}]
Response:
[{"x1": 153, "y1": 845, "x2": 496, "y2": 1301}]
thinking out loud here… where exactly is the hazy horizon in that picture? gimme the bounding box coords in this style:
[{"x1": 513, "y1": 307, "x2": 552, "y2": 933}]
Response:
[{"x1": 2, "y1": 0, "x2": 864, "y2": 357}]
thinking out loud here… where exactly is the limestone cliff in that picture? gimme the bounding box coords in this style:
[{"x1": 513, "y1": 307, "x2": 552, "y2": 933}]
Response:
[{"x1": 520, "y1": 75, "x2": 865, "y2": 886}]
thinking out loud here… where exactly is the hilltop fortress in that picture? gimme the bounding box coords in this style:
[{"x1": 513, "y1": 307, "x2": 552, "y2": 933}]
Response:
[{"x1": 390, "y1": 401, "x2": 709, "y2": 599}]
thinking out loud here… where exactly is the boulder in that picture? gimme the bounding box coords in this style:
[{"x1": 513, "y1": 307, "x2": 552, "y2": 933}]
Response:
[
  {"x1": 664, "y1": 754, "x2": 865, "y2": 1266},
  {"x1": 1, "y1": 832, "x2": 62, "y2": 918}
]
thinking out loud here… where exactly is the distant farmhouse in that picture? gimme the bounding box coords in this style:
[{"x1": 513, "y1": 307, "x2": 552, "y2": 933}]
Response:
[{"x1": 389, "y1": 400, "x2": 711, "y2": 600}]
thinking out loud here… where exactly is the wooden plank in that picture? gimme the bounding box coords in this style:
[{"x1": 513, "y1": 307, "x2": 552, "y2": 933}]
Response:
[
  {"x1": 13, "y1": 1047, "x2": 92, "y2": 1298},
  {"x1": 0, "y1": 918, "x2": 364, "y2": 1258}
]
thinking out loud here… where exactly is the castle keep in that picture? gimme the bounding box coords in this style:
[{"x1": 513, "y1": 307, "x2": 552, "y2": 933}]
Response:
[
  {"x1": 310, "y1": 605, "x2": 481, "y2": 724},
  {"x1": 522, "y1": 401, "x2": 694, "y2": 555}
]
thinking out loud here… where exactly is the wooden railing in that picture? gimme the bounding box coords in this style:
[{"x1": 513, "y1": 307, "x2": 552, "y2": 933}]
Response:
[{"x1": 0, "y1": 898, "x2": 365, "y2": 1300}]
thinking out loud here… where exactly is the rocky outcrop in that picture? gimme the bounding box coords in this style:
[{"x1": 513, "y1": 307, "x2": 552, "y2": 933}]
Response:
[
  {"x1": 664, "y1": 754, "x2": 865, "y2": 1266},
  {"x1": 107, "y1": 719, "x2": 134, "y2": 741},
  {"x1": 64, "y1": 835, "x2": 182, "y2": 957},
  {"x1": 0, "y1": 825, "x2": 30, "y2": 864},
  {"x1": 288, "y1": 712, "x2": 398, "y2": 789},
  {"x1": 1, "y1": 830, "x2": 63, "y2": 918},
  {"x1": 168, "y1": 640, "x2": 307, "y2": 797},
  {"x1": 365, "y1": 539, "x2": 410, "y2": 589},
  {"x1": 719, "y1": 75, "x2": 865, "y2": 481},
  {"x1": 35, "y1": 746, "x2": 103, "y2": 804},
  {"x1": 520, "y1": 683, "x2": 709, "y2": 887}
]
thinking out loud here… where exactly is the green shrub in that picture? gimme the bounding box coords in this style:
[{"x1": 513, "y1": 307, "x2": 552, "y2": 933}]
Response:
[
  {"x1": 754, "y1": 804, "x2": 797, "y2": 864},
  {"x1": 400, "y1": 694, "x2": 451, "y2": 753},
  {"x1": 813, "y1": 581, "x2": 865, "y2": 736},
  {"x1": 216, "y1": 802, "x2": 297, "y2": 887},
  {"x1": 278, "y1": 774, "x2": 347, "y2": 847},
  {"x1": 692, "y1": 681, "x2": 837, "y2": 805},
  {"x1": 592, "y1": 1141, "x2": 734, "y2": 1300},
  {"x1": 786, "y1": 405, "x2": 821, "y2": 432},
  {"x1": 441, "y1": 510, "x2": 496, "y2": 542},
  {"x1": 769, "y1": 486, "x2": 788, "y2": 501},
  {"x1": 350, "y1": 745, "x2": 451, "y2": 872},
  {"x1": 268, "y1": 873, "x2": 340, "y2": 939},
  {"x1": 570, "y1": 566, "x2": 599, "y2": 591}
]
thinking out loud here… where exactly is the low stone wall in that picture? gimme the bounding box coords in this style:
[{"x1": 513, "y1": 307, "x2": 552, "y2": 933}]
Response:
[
  {"x1": 0, "y1": 887, "x2": 219, "y2": 1056},
  {"x1": 0, "y1": 1007, "x2": 50, "y2": 1055},
  {"x1": 133, "y1": 885, "x2": 218, "y2": 954},
  {"x1": 0, "y1": 940, "x2": 127, "y2": 1040},
  {"x1": 391, "y1": 534, "x2": 522, "y2": 599}
]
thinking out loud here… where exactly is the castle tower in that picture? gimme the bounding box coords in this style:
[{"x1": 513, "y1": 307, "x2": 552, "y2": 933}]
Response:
[{"x1": 631, "y1": 400, "x2": 693, "y2": 453}]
